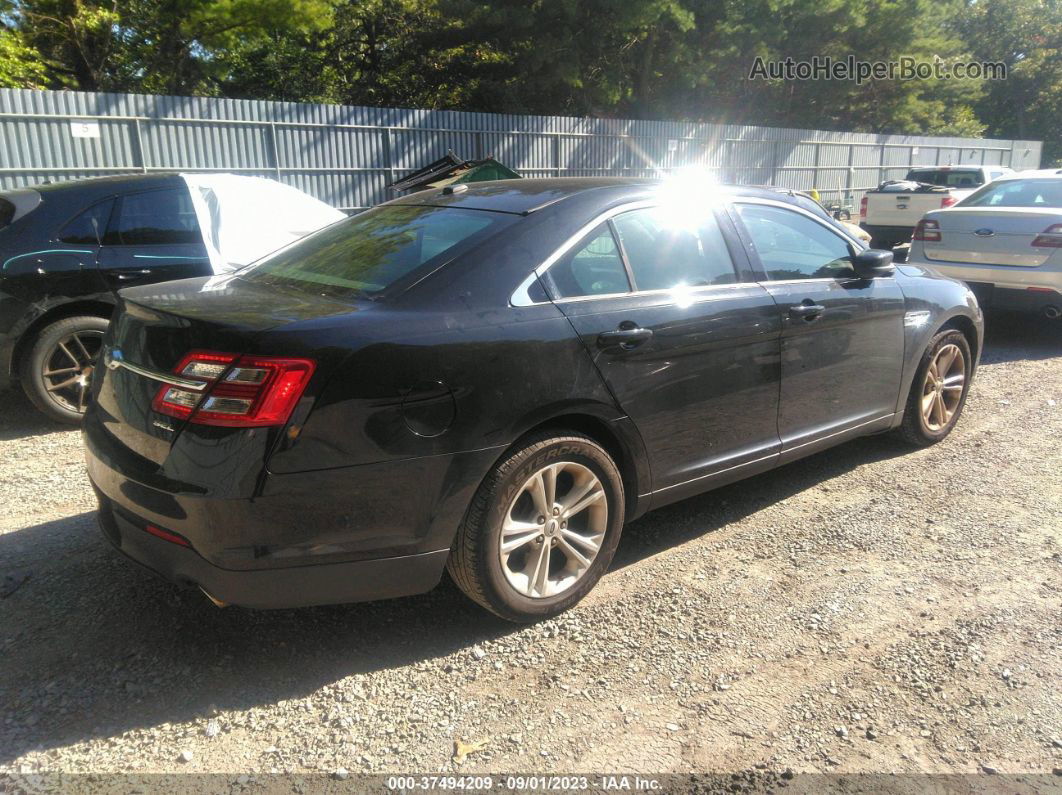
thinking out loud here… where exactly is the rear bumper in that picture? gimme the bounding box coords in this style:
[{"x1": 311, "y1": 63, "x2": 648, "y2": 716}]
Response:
[
  {"x1": 964, "y1": 283, "x2": 1062, "y2": 314},
  {"x1": 905, "y1": 253, "x2": 1062, "y2": 314},
  {"x1": 860, "y1": 223, "x2": 914, "y2": 243},
  {"x1": 83, "y1": 405, "x2": 501, "y2": 608},
  {"x1": 94, "y1": 489, "x2": 449, "y2": 608}
]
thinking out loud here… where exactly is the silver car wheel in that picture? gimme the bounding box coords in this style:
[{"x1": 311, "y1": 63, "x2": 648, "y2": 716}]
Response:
[{"x1": 498, "y1": 461, "x2": 607, "y2": 599}]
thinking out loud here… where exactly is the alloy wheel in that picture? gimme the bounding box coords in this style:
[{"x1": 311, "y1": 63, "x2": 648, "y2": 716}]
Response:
[
  {"x1": 921, "y1": 343, "x2": 966, "y2": 432},
  {"x1": 41, "y1": 329, "x2": 105, "y2": 414},
  {"x1": 499, "y1": 461, "x2": 607, "y2": 599}
]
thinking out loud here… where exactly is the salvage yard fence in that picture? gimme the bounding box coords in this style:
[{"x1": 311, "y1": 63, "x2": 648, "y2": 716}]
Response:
[{"x1": 0, "y1": 89, "x2": 1043, "y2": 213}]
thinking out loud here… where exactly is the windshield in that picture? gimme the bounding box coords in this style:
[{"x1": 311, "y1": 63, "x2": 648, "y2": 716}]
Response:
[
  {"x1": 958, "y1": 179, "x2": 1062, "y2": 208},
  {"x1": 238, "y1": 204, "x2": 517, "y2": 299},
  {"x1": 905, "y1": 169, "x2": 984, "y2": 188}
]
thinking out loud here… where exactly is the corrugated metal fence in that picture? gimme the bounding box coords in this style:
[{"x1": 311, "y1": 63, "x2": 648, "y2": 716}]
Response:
[{"x1": 0, "y1": 89, "x2": 1043, "y2": 212}]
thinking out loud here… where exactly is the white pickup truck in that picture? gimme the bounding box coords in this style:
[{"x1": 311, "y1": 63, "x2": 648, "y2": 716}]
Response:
[{"x1": 859, "y1": 165, "x2": 1012, "y2": 248}]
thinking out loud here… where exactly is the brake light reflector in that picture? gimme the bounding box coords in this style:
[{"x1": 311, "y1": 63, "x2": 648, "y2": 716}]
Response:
[
  {"x1": 144, "y1": 523, "x2": 191, "y2": 547},
  {"x1": 940, "y1": 196, "x2": 958, "y2": 208},
  {"x1": 859, "y1": 196, "x2": 868, "y2": 219},
  {"x1": 913, "y1": 218, "x2": 941, "y2": 242},
  {"x1": 1031, "y1": 223, "x2": 1062, "y2": 248},
  {"x1": 151, "y1": 351, "x2": 315, "y2": 427}
]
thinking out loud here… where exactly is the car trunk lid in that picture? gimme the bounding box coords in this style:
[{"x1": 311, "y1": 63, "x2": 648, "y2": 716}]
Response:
[
  {"x1": 922, "y1": 207, "x2": 1062, "y2": 267},
  {"x1": 91, "y1": 274, "x2": 359, "y2": 465}
]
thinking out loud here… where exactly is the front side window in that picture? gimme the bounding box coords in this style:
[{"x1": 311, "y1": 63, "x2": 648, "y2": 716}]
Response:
[
  {"x1": 109, "y1": 188, "x2": 201, "y2": 246},
  {"x1": 240, "y1": 204, "x2": 515, "y2": 299},
  {"x1": 959, "y1": 179, "x2": 1062, "y2": 208},
  {"x1": 612, "y1": 208, "x2": 737, "y2": 291},
  {"x1": 544, "y1": 223, "x2": 631, "y2": 299},
  {"x1": 58, "y1": 200, "x2": 114, "y2": 244},
  {"x1": 735, "y1": 204, "x2": 854, "y2": 281}
]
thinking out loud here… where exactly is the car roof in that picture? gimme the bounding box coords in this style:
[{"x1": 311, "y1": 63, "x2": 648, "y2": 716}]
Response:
[
  {"x1": 13, "y1": 172, "x2": 184, "y2": 199},
  {"x1": 907, "y1": 165, "x2": 1003, "y2": 172},
  {"x1": 386, "y1": 177, "x2": 815, "y2": 216}
]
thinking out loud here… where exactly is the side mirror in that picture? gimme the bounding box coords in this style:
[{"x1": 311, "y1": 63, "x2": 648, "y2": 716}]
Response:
[{"x1": 852, "y1": 248, "x2": 895, "y2": 278}]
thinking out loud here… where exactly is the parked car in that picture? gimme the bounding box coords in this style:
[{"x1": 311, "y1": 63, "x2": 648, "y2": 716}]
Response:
[
  {"x1": 0, "y1": 173, "x2": 344, "y2": 422},
  {"x1": 908, "y1": 169, "x2": 1062, "y2": 319},
  {"x1": 778, "y1": 188, "x2": 872, "y2": 244},
  {"x1": 83, "y1": 178, "x2": 982, "y2": 622},
  {"x1": 860, "y1": 165, "x2": 1012, "y2": 249}
]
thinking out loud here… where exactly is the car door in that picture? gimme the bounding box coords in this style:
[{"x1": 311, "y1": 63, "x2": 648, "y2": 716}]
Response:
[
  {"x1": 730, "y1": 200, "x2": 906, "y2": 458},
  {"x1": 540, "y1": 202, "x2": 783, "y2": 498},
  {"x1": 97, "y1": 186, "x2": 211, "y2": 291}
]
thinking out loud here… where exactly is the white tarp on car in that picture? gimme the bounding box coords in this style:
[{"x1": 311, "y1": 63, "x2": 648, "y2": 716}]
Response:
[{"x1": 180, "y1": 174, "x2": 346, "y2": 274}]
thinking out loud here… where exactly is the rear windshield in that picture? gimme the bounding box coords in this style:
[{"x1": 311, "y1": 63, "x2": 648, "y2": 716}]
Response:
[
  {"x1": 959, "y1": 178, "x2": 1062, "y2": 208},
  {"x1": 239, "y1": 204, "x2": 517, "y2": 299},
  {"x1": 905, "y1": 169, "x2": 984, "y2": 188},
  {"x1": 0, "y1": 198, "x2": 13, "y2": 230}
]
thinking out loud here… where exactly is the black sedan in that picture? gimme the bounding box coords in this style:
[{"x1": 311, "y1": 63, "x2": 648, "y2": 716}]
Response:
[{"x1": 83, "y1": 179, "x2": 983, "y2": 622}]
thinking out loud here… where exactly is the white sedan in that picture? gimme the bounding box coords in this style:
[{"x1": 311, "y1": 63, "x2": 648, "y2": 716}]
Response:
[{"x1": 907, "y1": 169, "x2": 1062, "y2": 319}]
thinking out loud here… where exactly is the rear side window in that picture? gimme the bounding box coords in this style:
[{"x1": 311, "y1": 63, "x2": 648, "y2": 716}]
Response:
[
  {"x1": 240, "y1": 205, "x2": 517, "y2": 299},
  {"x1": 612, "y1": 208, "x2": 737, "y2": 290},
  {"x1": 736, "y1": 204, "x2": 854, "y2": 281},
  {"x1": 58, "y1": 200, "x2": 114, "y2": 244},
  {"x1": 109, "y1": 188, "x2": 201, "y2": 246},
  {"x1": 545, "y1": 223, "x2": 631, "y2": 299},
  {"x1": 0, "y1": 198, "x2": 14, "y2": 230}
]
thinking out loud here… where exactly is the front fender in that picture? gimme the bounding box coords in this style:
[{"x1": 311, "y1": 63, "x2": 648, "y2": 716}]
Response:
[{"x1": 892, "y1": 265, "x2": 984, "y2": 421}]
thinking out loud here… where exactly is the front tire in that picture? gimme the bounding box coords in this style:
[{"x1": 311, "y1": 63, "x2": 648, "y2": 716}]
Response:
[
  {"x1": 447, "y1": 432, "x2": 625, "y2": 622},
  {"x1": 20, "y1": 315, "x2": 109, "y2": 424},
  {"x1": 896, "y1": 328, "x2": 972, "y2": 446}
]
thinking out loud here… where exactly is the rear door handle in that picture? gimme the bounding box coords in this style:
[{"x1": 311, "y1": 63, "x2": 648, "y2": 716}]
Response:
[
  {"x1": 789, "y1": 303, "x2": 825, "y2": 320},
  {"x1": 597, "y1": 326, "x2": 653, "y2": 350}
]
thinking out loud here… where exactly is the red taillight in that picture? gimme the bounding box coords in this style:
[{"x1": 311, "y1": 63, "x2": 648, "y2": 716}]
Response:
[
  {"x1": 1031, "y1": 223, "x2": 1062, "y2": 248},
  {"x1": 940, "y1": 196, "x2": 958, "y2": 208},
  {"x1": 151, "y1": 350, "x2": 315, "y2": 428},
  {"x1": 859, "y1": 196, "x2": 868, "y2": 219},
  {"x1": 913, "y1": 218, "x2": 941, "y2": 242},
  {"x1": 144, "y1": 523, "x2": 191, "y2": 547}
]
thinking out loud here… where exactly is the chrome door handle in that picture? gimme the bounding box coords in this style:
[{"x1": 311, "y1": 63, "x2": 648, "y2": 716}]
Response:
[
  {"x1": 789, "y1": 303, "x2": 825, "y2": 320},
  {"x1": 597, "y1": 326, "x2": 653, "y2": 350}
]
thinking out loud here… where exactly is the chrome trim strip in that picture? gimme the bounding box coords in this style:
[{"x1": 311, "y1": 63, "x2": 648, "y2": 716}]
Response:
[
  {"x1": 549, "y1": 281, "x2": 764, "y2": 305},
  {"x1": 104, "y1": 349, "x2": 209, "y2": 392},
  {"x1": 782, "y1": 412, "x2": 895, "y2": 455},
  {"x1": 509, "y1": 199, "x2": 659, "y2": 306},
  {"x1": 653, "y1": 412, "x2": 894, "y2": 496},
  {"x1": 509, "y1": 194, "x2": 868, "y2": 307},
  {"x1": 653, "y1": 451, "x2": 779, "y2": 494}
]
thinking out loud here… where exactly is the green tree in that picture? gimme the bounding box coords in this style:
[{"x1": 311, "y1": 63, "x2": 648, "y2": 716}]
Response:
[
  {"x1": 957, "y1": 0, "x2": 1062, "y2": 164},
  {"x1": 0, "y1": 12, "x2": 47, "y2": 87}
]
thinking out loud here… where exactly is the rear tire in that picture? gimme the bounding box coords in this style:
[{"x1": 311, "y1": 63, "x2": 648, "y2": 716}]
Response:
[
  {"x1": 20, "y1": 315, "x2": 109, "y2": 424},
  {"x1": 447, "y1": 432, "x2": 625, "y2": 622},
  {"x1": 896, "y1": 329, "x2": 972, "y2": 447}
]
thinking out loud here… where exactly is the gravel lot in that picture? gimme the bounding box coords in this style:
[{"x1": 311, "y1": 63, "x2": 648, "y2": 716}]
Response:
[{"x1": 1, "y1": 312, "x2": 1060, "y2": 782}]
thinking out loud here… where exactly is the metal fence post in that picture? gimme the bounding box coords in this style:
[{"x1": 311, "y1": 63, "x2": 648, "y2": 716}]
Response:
[
  {"x1": 269, "y1": 122, "x2": 282, "y2": 180},
  {"x1": 133, "y1": 118, "x2": 147, "y2": 173}
]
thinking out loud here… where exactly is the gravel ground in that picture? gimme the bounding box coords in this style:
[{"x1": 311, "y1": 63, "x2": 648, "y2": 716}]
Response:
[{"x1": 1, "y1": 312, "x2": 1060, "y2": 783}]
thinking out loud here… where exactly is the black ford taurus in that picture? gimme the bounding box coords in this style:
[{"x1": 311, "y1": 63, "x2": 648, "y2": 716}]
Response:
[{"x1": 83, "y1": 178, "x2": 983, "y2": 622}]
